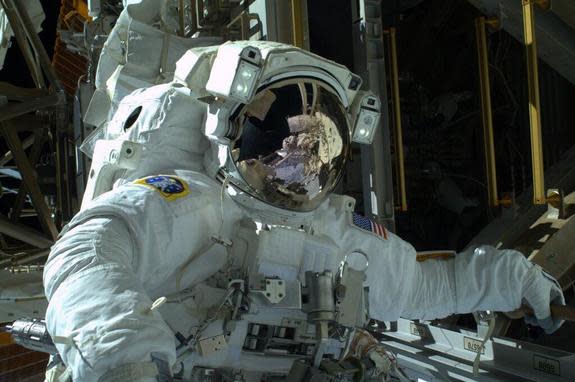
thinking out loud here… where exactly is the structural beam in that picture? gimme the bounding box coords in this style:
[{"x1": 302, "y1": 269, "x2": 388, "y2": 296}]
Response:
[
  {"x1": 522, "y1": 0, "x2": 546, "y2": 204},
  {"x1": 0, "y1": 83, "x2": 48, "y2": 101},
  {"x1": 353, "y1": 0, "x2": 396, "y2": 231},
  {"x1": 189, "y1": 0, "x2": 198, "y2": 36},
  {"x1": 385, "y1": 27, "x2": 407, "y2": 212},
  {"x1": 11, "y1": 131, "x2": 46, "y2": 222},
  {"x1": 0, "y1": 249, "x2": 50, "y2": 267},
  {"x1": 0, "y1": 94, "x2": 62, "y2": 123},
  {"x1": 0, "y1": 215, "x2": 52, "y2": 249},
  {"x1": 0, "y1": 135, "x2": 35, "y2": 166},
  {"x1": 475, "y1": 17, "x2": 499, "y2": 208},
  {"x1": 1, "y1": 123, "x2": 58, "y2": 239},
  {"x1": 178, "y1": 0, "x2": 186, "y2": 36},
  {"x1": 291, "y1": 0, "x2": 304, "y2": 48}
]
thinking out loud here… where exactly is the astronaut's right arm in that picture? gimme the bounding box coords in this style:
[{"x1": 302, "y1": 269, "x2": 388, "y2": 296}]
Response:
[
  {"x1": 352, "y1": 220, "x2": 564, "y2": 333},
  {"x1": 401, "y1": 245, "x2": 565, "y2": 333},
  {"x1": 43, "y1": 216, "x2": 175, "y2": 382}
]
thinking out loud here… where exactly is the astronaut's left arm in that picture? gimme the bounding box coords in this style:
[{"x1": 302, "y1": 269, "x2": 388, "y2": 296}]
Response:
[
  {"x1": 43, "y1": 174, "x2": 225, "y2": 381},
  {"x1": 43, "y1": 216, "x2": 176, "y2": 382}
]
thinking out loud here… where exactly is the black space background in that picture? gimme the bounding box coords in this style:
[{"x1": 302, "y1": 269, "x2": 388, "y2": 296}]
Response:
[{"x1": 0, "y1": 0, "x2": 61, "y2": 87}]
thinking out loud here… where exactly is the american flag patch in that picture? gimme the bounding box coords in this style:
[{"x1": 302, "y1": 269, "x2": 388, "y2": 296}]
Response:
[{"x1": 352, "y1": 213, "x2": 388, "y2": 240}]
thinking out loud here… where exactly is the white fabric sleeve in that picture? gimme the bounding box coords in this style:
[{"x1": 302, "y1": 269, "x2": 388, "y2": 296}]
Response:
[
  {"x1": 401, "y1": 246, "x2": 531, "y2": 320},
  {"x1": 43, "y1": 217, "x2": 176, "y2": 382}
]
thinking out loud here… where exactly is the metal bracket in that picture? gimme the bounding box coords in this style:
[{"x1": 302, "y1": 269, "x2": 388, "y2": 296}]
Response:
[
  {"x1": 546, "y1": 189, "x2": 565, "y2": 219},
  {"x1": 249, "y1": 275, "x2": 286, "y2": 304},
  {"x1": 198, "y1": 334, "x2": 227, "y2": 356}
]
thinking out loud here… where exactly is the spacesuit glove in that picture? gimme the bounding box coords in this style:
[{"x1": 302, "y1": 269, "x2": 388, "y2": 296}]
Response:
[{"x1": 521, "y1": 264, "x2": 565, "y2": 334}]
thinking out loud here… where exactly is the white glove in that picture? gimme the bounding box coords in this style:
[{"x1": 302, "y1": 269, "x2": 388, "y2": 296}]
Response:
[{"x1": 521, "y1": 264, "x2": 565, "y2": 334}]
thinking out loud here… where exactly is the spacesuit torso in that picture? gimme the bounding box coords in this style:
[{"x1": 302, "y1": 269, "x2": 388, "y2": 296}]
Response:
[{"x1": 61, "y1": 169, "x2": 416, "y2": 379}]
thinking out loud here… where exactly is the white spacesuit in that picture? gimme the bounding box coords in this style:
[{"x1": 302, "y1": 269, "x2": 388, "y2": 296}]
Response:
[{"x1": 43, "y1": 39, "x2": 565, "y2": 382}]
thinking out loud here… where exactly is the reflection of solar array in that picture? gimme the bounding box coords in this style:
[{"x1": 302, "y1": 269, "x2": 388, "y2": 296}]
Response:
[{"x1": 231, "y1": 81, "x2": 350, "y2": 212}]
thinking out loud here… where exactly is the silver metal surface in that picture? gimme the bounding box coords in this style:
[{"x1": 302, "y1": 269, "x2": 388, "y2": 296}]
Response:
[
  {"x1": 335, "y1": 264, "x2": 366, "y2": 328},
  {"x1": 381, "y1": 318, "x2": 575, "y2": 381},
  {"x1": 303, "y1": 271, "x2": 335, "y2": 323},
  {"x1": 352, "y1": 0, "x2": 396, "y2": 232}
]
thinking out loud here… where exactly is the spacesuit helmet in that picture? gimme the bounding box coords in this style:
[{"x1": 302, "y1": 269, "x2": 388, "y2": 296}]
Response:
[
  {"x1": 228, "y1": 79, "x2": 350, "y2": 212},
  {"x1": 192, "y1": 41, "x2": 381, "y2": 216}
]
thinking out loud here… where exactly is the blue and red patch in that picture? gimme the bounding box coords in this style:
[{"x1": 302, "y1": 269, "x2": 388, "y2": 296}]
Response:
[{"x1": 133, "y1": 175, "x2": 190, "y2": 201}]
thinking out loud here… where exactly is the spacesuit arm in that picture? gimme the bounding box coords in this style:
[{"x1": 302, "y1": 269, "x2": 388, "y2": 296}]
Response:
[
  {"x1": 401, "y1": 245, "x2": 565, "y2": 333},
  {"x1": 43, "y1": 217, "x2": 175, "y2": 382}
]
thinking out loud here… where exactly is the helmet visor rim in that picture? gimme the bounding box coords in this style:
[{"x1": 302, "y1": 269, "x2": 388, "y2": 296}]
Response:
[{"x1": 229, "y1": 79, "x2": 350, "y2": 212}]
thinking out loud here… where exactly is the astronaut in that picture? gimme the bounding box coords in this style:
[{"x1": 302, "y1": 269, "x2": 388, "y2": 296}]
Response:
[{"x1": 43, "y1": 40, "x2": 565, "y2": 382}]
